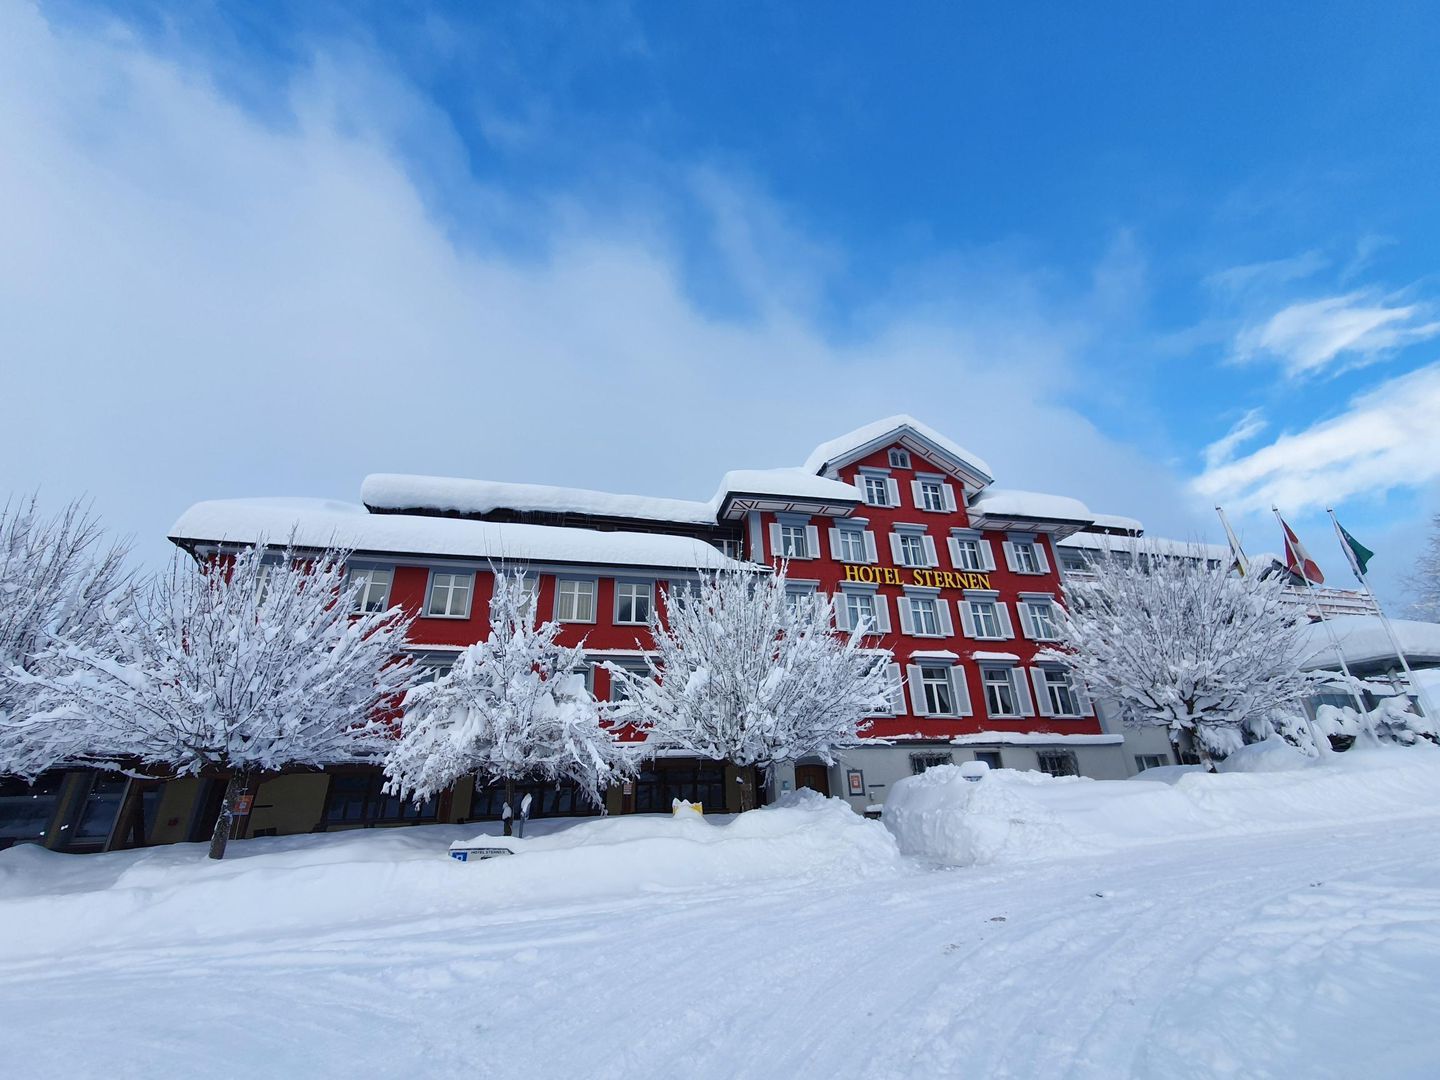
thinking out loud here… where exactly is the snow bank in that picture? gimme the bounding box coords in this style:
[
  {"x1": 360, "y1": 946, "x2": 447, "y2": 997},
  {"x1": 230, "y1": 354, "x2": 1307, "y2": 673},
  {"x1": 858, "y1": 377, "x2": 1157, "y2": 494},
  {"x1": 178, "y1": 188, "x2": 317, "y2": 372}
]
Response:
[
  {"x1": 0, "y1": 792, "x2": 901, "y2": 960},
  {"x1": 884, "y1": 745, "x2": 1440, "y2": 867}
]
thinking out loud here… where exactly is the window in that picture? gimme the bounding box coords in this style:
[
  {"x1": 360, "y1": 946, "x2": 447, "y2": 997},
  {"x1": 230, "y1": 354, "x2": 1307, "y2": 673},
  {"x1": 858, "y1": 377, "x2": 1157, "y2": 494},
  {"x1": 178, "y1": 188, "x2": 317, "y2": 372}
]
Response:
[
  {"x1": 908, "y1": 596, "x2": 941, "y2": 636},
  {"x1": 785, "y1": 586, "x2": 816, "y2": 615},
  {"x1": 426, "y1": 571, "x2": 473, "y2": 618},
  {"x1": 919, "y1": 481, "x2": 946, "y2": 512},
  {"x1": 921, "y1": 667, "x2": 955, "y2": 715},
  {"x1": 888, "y1": 448, "x2": 911, "y2": 469},
  {"x1": 779, "y1": 523, "x2": 809, "y2": 559},
  {"x1": 863, "y1": 475, "x2": 891, "y2": 507},
  {"x1": 348, "y1": 566, "x2": 393, "y2": 613},
  {"x1": 715, "y1": 538, "x2": 742, "y2": 559},
  {"x1": 968, "y1": 599, "x2": 1003, "y2": 639},
  {"x1": 898, "y1": 533, "x2": 927, "y2": 567},
  {"x1": 615, "y1": 581, "x2": 653, "y2": 625},
  {"x1": 837, "y1": 528, "x2": 867, "y2": 562},
  {"x1": 1135, "y1": 753, "x2": 1169, "y2": 771},
  {"x1": 1036, "y1": 751, "x2": 1078, "y2": 778},
  {"x1": 325, "y1": 770, "x2": 436, "y2": 825},
  {"x1": 1043, "y1": 668, "x2": 1081, "y2": 716},
  {"x1": 845, "y1": 591, "x2": 877, "y2": 632},
  {"x1": 415, "y1": 662, "x2": 453, "y2": 684},
  {"x1": 910, "y1": 752, "x2": 953, "y2": 774},
  {"x1": 555, "y1": 579, "x2": 597, "y2": 623},
  {"x1": 1024, "y1": 599, "x2": 1061, "y2": 640},
  {"x1": 1006, "y1": 537, "x2": 1049, "y2": 575},
  {"x1": 952, "y1": 536, "x2": 984, "y2": 571},
  {"x1": 606, "y1": 661, "x2": 650, "y2": 702},
  {"x1": 974, "y1": 751, "x2": 1003, "y2": 770},
  {"x1": 983, "y1": 667, "x2": 1020, "y2": 716}
]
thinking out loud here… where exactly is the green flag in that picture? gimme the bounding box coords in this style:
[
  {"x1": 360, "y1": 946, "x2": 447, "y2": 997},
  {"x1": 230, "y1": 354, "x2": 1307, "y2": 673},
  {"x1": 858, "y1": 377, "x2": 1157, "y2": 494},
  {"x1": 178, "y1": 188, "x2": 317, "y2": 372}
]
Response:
[{"x1": 1333, "y1": 518, "x2": 1374, "y2": 579}]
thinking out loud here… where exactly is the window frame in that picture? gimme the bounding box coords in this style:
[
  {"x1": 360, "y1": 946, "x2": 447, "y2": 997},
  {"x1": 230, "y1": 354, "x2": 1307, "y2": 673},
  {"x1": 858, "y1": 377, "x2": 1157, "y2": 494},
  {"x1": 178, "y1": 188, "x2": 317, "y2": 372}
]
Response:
[
  {"x1": 614, "y1": 580, "x2": 654, "y2": 626},
  {"x1": 920, "y1": 666, "x2": 956, "y2": 716},
  {"x1": 888, "y1": 448, "x2": 912, "y2": 469},
  {"x1": 919, "y1": 480, "x2": 946, "y2": 513},
  {"x1": 424, "y1": 569, "x2": 474, "y2": 619},
  {"x1": 909, "y1": 751, "x2": 953, "y2": 774},
  {"x1": 347, "y1": 565, "x2": 394, "y2": 614},
  {"x1": 779, "y1": 522, "x2": 810, "y2": 559},
  {"x1": 554, "y1": 578, "x2": 598, "y2": 624},
  {"x1": 909, "y1": 595, "x2": 941, "y2": 636},
  {"x1": 837, "y1": 528, "x2": 867, "y2": 563},
  {"x1": 1135, "y1": 753, "x2": 1169, "y2": 771},
  {"x1": 863, "y1": 475, "x2": 891, "y2": 507},
  {"x1": 982, "y1": 666, "x2": 1020, "y2": 717},
  {"x1": 1044, "y1": 668, "x2": 1081, "y2": 716},
  {"x1": 1036, "y1": 751, "x2": 1079, "y2": 778}
]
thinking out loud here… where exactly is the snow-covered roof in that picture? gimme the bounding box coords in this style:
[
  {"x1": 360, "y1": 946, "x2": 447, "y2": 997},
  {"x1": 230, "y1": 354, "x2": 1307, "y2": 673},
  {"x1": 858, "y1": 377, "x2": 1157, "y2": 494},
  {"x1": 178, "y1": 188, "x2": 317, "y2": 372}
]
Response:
[
  {"x1": 169, "y1": 498, "x2": 748, "y2": 572},
  {"x1": 362, "y1": 473, "x2": 717, "y2": 526},
  {"x1": 950, "y1": 731, "x2": 1125, "y2": 746},
  {"x1": 1297, "y1": 616, "x2": 1440, "y2": 671},
  {"x1": 1058, "y1": 533, "x2": 1231, "y2": 562},
  {"x1": 712, "y1": 468, "x2": 859, "y2": 505},
  {"x1": 967, "y1": 489, "x2": 1095, "y2": 531},
  {"x1": 1087, "y1": 512, "x2": 1144, "y2": 534},
  {"x1": 803, "y1": 415, "x2": 993, "y2": 484}
]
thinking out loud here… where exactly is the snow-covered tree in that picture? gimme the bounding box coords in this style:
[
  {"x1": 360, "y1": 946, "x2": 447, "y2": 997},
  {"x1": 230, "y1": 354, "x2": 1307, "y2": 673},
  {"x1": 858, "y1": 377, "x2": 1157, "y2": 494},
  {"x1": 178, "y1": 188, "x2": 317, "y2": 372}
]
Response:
[
  {"x1": 384, "y1": 571, "x2": 635, "y2": 835},
  {"x1": 22, "y1": 544, "x2": 418, "y2": 859},
  {"x1": 1042, "y1": 540, "x2": 1316, "y2": 768},
  {"x1": 608, "y1": 566, "x2": 892, "y2": 808},
  {"x1": 0, "y1": 495, "x2": 130, "y2": 775},
  {"x1": 1408, "y1": 513, "x2": 1440, "y2": 620}
]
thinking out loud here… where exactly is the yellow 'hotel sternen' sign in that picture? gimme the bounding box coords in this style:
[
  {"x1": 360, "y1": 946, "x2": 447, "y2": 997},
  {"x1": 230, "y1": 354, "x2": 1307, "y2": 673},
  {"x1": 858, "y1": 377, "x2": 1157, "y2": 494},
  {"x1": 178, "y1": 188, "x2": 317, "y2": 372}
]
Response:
[{"x1": 841, "y1": 564, "x2": 992, "y2": 590}]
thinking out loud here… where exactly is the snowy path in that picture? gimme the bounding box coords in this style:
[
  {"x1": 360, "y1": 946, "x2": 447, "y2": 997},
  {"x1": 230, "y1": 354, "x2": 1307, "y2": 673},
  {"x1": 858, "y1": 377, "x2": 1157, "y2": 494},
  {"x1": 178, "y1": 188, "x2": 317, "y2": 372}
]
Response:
[{"x1": 4, "y1": 811, "x2": 1439, "y2": 1079}]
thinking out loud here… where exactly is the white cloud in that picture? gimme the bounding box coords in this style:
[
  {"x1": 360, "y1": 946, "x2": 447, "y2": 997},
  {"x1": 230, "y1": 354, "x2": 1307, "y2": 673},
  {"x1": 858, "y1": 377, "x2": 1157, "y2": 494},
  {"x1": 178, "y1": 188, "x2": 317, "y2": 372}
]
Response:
[
  {"x1": 1192, "y1": 362, "x2": 1440, "y2": 514},
  {"x1": 1201, "y1": 408, "x2": 1267, "y2": 471},
  {"x1": 1232, "y1": 292, "x2": 1440, "y2": 378},
  {"x1": 0, "y1": 4, "x2": 1197, "y2": 565},
  {"x1": 1204, "y1": 251, "x2": 1328, "y2": 297}
]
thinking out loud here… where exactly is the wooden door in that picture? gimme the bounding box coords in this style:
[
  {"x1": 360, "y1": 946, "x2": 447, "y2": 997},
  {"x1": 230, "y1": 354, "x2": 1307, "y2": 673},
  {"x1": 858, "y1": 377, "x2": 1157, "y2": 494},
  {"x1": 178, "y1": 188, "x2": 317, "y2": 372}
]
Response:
[{"x1": 794, "y1": 764, "x2": 830, "y2": 796}]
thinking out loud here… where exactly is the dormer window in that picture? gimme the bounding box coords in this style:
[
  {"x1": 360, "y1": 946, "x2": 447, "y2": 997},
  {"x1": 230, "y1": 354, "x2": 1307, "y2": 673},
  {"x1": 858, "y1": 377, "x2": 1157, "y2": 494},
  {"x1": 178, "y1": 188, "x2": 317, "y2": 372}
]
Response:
[{"x1": 888, "y1": 448, "x2": 911, "y2": 469}]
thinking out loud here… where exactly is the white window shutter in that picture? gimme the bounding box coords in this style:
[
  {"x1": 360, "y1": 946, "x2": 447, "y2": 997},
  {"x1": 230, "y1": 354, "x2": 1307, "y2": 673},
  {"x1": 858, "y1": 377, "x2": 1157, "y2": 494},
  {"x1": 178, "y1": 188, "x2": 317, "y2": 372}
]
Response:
[
  {"x1": 951, "y1": 667, "x2": 973, "y2": 716},
  {"x1": 863, "y1": 531, "x2": 878, "y2": 563},
  {"x1": 828, "y1": 527, "x2": 843, "y2": 560},
  {"x1": 834, "y1": 595, "x2": 852, "y2": 631},
  {"x1": 889, "y1": 533, "x2": 904, "y2": 563},
  {"x1": 947, "y1": 536, "x2": 962, "y2": 569},
  {"x1": 1073, "y1": 676, "x2": 1094, "y2": 716},
  {"x1": 907, "y1": 665, "x2": 929, "y2": 716},
  {"x1": 897, "y1": 597, "x2": 915, "y2": 635},
  {"x1": 937, "y1": 599, "x2": 954, "y2": 637},
  {"x1": 887, "y1": 663, "x2": 906, "y2": 714},
  {"x1": 1034, "y1": 539, "x2": 1051, "y2": 574},
  {"x1": 874, "y1": 595, "x2": 892, "y2": 633},
  {"x1": 768, "y1": 522, "x2": 782, "y2": 560},
  {"x1": 941, "y1": 483, "x2": 957, "y2": 512},
  {"x1": 910, "y1": 480, "x2": 925, "y2": 508},
  {"x1": 853, "y1": 478, "x2": 868, "y2": 502},
  {"x1": 1002, "y1": 540, "x2": 1019, "y2": 573},
  {"x1": 1031, "y1": 668, "x2": 1054, "y2": 717},
  {"x1": 805, "y1": 525, "x2": 820, "y2": 559},
  {"x1": 886, "y1": 477, "x2": 900, "y2": 507},
  {"x1": 1018, "y1": 602, "x2": 1036, "y2": 640},
  {"x1": 959, "y1": 600, "x2": 977, "y2": 638},
  {"x1": 997, "y1": 602, "x2": 1015, "y2": 639},
  {"x1": 980, "y1": 539, "x2": 997, "y2": 572},
  {"x1": 922, "y1": 535, "x2": 938, "y2": 567},
  {"x1": 1013, "y1": 668, "x2": 1035, "y2": 717}
]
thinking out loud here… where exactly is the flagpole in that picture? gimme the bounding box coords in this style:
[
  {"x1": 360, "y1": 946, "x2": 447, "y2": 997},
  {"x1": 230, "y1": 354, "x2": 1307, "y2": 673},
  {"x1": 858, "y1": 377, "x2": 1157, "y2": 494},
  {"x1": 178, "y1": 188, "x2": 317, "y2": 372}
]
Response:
[
  {"x1": 1272, "y1": 506, "x2": 1368, "y2": 725},
  {"x1": 1327, "y1": 507, "x2": 1438, "y2": 722},
  {"x1": 1215, "y1": 506, "x2": 1249, "y2": 576}
]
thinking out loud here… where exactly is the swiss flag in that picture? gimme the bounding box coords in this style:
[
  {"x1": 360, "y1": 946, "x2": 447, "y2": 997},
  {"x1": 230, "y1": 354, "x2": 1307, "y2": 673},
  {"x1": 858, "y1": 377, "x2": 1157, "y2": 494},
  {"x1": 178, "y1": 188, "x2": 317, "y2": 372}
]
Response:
[{"x1": 1278, "y1": 516, "x2": 1324, "y2": 584}]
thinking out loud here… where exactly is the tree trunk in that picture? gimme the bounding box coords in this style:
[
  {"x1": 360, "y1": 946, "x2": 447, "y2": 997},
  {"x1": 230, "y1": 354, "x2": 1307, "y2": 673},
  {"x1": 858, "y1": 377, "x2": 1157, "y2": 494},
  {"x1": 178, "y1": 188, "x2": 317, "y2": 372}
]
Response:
[
  {"x1": 503, "y1": 777, "x2": 515, "y2": 837},
  {"x1": 208, "y1": 770, "x2": 250, "y2": 861}
]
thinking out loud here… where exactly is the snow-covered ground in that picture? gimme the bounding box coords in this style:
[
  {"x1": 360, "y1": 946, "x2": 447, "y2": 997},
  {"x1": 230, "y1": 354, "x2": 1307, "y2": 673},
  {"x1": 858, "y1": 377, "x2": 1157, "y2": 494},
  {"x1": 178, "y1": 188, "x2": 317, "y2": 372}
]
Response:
[{"x1": 4, "y1": 756, "x2": 1440, "y2": 1078}]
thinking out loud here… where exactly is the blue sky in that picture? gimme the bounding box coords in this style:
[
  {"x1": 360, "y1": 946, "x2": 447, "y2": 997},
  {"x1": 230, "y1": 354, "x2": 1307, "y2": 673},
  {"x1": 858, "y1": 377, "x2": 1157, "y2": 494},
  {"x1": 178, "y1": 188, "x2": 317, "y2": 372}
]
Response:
[{"x1": 3, "y1": 1, "x2": 1439, "y2": 605}]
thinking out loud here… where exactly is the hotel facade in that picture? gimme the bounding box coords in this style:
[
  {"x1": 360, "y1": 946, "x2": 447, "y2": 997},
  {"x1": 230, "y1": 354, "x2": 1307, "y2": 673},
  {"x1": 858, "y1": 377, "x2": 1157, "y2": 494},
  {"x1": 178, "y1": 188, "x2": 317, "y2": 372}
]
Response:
[{"x1": 3, "y1": 416, "x2": 1166, "y2": 851}]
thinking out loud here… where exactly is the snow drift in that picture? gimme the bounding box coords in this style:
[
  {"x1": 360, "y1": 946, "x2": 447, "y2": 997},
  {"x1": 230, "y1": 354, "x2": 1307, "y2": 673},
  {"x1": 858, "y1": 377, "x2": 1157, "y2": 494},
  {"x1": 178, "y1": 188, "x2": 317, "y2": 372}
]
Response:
[
  {"x1": 0, "y1": 790, "x2": 901, "y2": 961},
  {"x1": 884, "y1": 745, "x2": 1440, "y2": 867}
]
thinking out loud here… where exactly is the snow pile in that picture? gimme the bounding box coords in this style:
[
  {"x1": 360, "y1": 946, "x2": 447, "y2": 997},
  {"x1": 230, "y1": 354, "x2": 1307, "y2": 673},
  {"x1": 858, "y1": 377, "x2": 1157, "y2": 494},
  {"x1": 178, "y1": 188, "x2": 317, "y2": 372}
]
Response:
[
  {"x1": 884, "y1": 746, "x2": 1440, "y2": 867},
  {"x1": 0, "y1": 791, "x2": 901, "y2": 961},
  {"x1": 362, "y1": 473, "x2": 718, "y2": 525}
]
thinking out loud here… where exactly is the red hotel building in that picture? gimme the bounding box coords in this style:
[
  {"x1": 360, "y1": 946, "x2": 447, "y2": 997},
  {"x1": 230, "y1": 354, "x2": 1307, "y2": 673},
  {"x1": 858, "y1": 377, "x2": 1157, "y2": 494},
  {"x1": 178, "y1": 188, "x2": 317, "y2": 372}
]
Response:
[{"x1": 0, "y1": 416, "x2": 1145, "y2": 851}]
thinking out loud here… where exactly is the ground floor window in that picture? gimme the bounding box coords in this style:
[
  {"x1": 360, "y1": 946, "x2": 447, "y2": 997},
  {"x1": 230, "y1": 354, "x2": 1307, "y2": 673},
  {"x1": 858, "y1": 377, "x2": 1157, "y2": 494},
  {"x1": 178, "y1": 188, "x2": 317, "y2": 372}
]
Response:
[
  {"x1": 909, "y1": 752, "x2": 953, "y2": 774},
  {"x1": 1036, "y1": 751, "x2": 1078, "y2": 778},
  {"x1": 324, "y1": 770, "x2": 436, "y2": 826},
  {"x1": 470, "y1": 779, "x2": 603, "y2": 820},
  {"x1": 632, "y1": 762, "x2": 727, "y2": 813},
  {"x1": 973, "y1": 751, "x2": 1003, "y2": 770},
  {"x1": 0, "y1": 772, "x2": 66, "y2": 848},
  {"x1": 1135, "y1": 753, "x2": 1169, "y2": 771}
]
